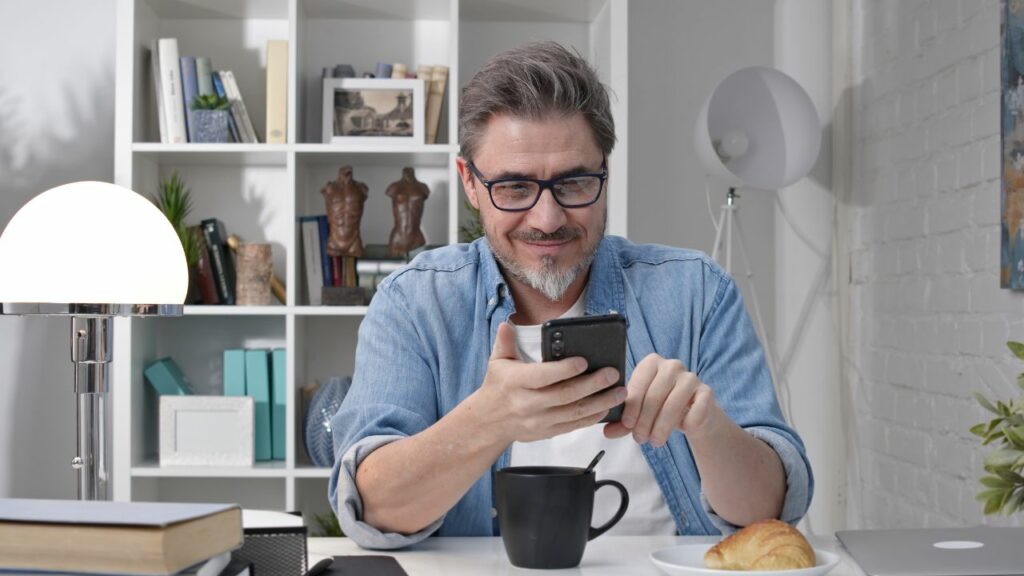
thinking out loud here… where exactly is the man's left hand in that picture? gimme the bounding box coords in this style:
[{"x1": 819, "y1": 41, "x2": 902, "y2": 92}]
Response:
[{"x1": 604, "y1": 353, "x2": 722, "y2": 445}]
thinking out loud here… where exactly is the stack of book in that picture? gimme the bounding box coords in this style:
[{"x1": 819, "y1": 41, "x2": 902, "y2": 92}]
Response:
[
  {"x1": 151, "y1": 37, "x2": 286, "y2": 144},
  {"x1": 224, "y1": 348, "x2": 287, "y2": 461},
  {"x1": 0, "y1": 499, "x2": 243, "y2": 575}
]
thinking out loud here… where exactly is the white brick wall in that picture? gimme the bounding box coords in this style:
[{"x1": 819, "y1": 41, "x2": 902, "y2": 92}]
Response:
[{"x1": 849, "y1": 0, "x2": 1024, "y2": 528}]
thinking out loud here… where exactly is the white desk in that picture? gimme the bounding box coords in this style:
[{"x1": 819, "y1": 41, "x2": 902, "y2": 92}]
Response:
[{"x1": 308, "y1": 535, "x2": 865, "y2": 575}]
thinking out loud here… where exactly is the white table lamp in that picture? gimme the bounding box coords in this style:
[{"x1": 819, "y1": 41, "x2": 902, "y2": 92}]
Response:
[{"x1": 0, "y1": 181, "x2": 188, "y2": 500}]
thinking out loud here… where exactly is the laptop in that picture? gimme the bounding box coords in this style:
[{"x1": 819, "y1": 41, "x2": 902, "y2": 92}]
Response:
[{"x1": 836, "y1": 527, "x2": 1024, "y2": 576}]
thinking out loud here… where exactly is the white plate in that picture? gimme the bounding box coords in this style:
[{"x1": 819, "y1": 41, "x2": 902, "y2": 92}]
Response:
[{"x1": 650, "y1": 544, "x2": 840, "y2": 576}]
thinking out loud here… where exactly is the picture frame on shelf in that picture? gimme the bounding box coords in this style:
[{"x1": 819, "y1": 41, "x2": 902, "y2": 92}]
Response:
[
  {"x1": 321, "y1": 78, "x2": 425, "y2": 145},
  {"x1": 159, "y1": 395, "x2": 254, "y2": 467}
]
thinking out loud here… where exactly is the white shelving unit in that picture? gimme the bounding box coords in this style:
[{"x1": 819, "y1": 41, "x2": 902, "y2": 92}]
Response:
[{"x1": 112, "y1": 0, "x2": 628, "y2": 526}]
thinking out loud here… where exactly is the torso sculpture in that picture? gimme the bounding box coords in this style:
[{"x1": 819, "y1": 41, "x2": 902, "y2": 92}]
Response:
[
  {"x1": 322, "y1": 165, "x2": 368, "y2": 257},
  {"x1": 386, "y1": 167, "x2": 430, "y2": 256}
]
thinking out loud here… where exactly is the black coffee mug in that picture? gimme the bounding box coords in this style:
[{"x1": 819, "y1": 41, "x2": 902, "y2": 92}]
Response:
[{"x1": 495, "y1": 466, "x2": 629, "y2": 569}]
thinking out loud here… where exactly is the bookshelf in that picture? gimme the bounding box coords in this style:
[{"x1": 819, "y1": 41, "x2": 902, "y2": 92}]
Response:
[{"x1": 112, "y1": 0, "x2": 628, "y2": 527}]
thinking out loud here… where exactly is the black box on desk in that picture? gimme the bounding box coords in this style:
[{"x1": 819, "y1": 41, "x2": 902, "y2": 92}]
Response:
[{"x1": 234, "y1": 525, "x2": 307, "y2": 575}]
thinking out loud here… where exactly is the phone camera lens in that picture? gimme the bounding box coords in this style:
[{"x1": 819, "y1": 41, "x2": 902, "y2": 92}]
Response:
[
  {"x1": 552, "y1": 341, "x2": 564, "y2": 357},
  {"x1": 553, "y1": 331, "x2": 563, "y2": 341}
]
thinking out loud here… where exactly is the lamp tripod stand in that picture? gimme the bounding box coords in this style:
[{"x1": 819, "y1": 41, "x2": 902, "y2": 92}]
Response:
[{"x1": 710, "y1": 188, "x2": 784, "y2": 408}]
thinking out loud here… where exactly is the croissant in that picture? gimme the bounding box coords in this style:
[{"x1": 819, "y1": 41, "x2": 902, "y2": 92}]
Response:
[{"x1": 704, "y1": 519, "x2": 815, "y2": 570}]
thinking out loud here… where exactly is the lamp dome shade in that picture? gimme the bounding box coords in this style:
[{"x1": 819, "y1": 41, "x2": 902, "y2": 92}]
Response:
[
  {"x1": 695, "y1": 66, "x2": 821, "y2": 190},
  {"x1": 0, "y1": 181, "x2": 189, "y2": 304}
]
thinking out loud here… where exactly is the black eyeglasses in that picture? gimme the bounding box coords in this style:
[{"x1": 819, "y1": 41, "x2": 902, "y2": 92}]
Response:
[{"x1": 466, "y1": 159, "x2": 607, "y2": 212}]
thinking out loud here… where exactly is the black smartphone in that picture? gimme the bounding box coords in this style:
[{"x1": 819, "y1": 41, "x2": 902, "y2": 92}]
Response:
[{"x1": 541, "y1": 313, "x2": 627, "y2": 423}]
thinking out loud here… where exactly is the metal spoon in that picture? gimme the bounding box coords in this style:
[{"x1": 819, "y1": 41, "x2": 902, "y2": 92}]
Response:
[{"x1": 583, "y1": 449, "x2": 606, "y2": 474}]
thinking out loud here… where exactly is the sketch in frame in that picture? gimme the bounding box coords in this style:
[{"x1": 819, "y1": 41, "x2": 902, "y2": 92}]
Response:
[
  {"x1": 1003, "y1": 0, "x2": 1024, "y2": 288},
  {"x1": 322, "y1": 78, "x2": 425, "y2": 145}
]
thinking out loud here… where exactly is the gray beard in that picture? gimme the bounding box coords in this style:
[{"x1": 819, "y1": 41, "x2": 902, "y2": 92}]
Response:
[{"x1": 489, "y1": 229, "x2": 602, "y2": 302}]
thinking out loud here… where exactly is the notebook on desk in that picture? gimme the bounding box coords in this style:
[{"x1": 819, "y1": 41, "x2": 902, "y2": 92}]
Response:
[{"x1": 836, "y1": 527, "x2": 1024, "y2": 576}]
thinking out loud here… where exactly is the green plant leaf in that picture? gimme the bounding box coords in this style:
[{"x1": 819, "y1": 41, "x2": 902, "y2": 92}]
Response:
[
  {"x1": 983, "y1": 490, "x2": 1006, "y2": 515},
  {"x1": 1017, "y1": 372, "x2": 1024, "y2": 391},
  {"x1": 981, "y1": 475, "x2": 1012, "y2": 488},
  {"x1": 1008, "y1": 489, "x2": 1024, "y2": 515},
  {"x1": 971, "y1": 422, "x2": 990, "y2": 437},
  {"x1": 1006, "y1": 426, "x2": 1024, "y2": 450},
  {"x1": 975, "y1": 392, "x2": 1000, "y2": 415},
  {"x1": 1009, "y1": 341, "x2": 1024, "y2": 362},
  {"x1": 985, "y1": 449, "x2": 1022, "y2": 467}
]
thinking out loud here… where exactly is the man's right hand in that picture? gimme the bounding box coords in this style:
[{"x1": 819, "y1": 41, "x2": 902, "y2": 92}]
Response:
[{"x1": 471, "y1": 322, "x2": 626, "y2": 444}]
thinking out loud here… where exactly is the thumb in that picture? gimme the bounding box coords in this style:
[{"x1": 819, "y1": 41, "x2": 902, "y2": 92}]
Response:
[{"x1": 490, "y1": 322, "x2": 519, "y2": 361}]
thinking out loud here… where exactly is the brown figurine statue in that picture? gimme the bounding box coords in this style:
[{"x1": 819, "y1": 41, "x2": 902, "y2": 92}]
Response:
[
  {"x1": 386, "y1": 167, "x2": 430, "y2": 256},
  {"x1": 322, "y1": 165, "x2": 368, "y2": 257}
]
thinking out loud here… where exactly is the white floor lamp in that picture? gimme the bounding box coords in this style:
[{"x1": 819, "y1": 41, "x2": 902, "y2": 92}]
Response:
[
  {"x1": 0, "y1": 181, "x2": 189, "y2": 500},
  {"x1": 694, "y1": 66, "x2": 821, "y2": 409}
]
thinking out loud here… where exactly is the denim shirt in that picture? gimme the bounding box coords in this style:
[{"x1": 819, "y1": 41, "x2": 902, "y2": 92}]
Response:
[{"x1": 329, "y1": 236, "x2": 813, "y2": 549}]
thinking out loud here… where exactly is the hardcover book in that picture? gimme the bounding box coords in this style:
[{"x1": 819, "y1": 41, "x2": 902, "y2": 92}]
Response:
[
  {"x1": 270, "y1": 348, "x2": 286, "y2": 460},
  {"x1": 265, "y1": 40, "x2": 288, "y2": 144},
  {"x1": 223, "y1": 349, "x2": 246, "y2": 397},
  {"x1": 0, "y1": 499, "x2": 242, "y2": 575},
  {"x1": 179, "y1": 55, "x2": 199, "y2": 142},
  {"x1": 201, "y1": 218, "x2": 236, "y2": 305},
  {"x1": 245, "y1": 349, "x2": 272, "y2": 461},
  {"x1": 144, "y1": 357, "x2": 194, "y2": 396}
]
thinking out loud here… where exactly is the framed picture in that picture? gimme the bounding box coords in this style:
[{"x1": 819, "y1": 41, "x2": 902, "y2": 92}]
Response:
[
  {"x1": 1003, "y1": 0, "x2": 1024, "y2": 288},
  {"x1": 159, "y1": 395, "x2": 254, "y2": 467},
  {"x1": 322, "y1": 78, "x2": 425, "y2": 145}
]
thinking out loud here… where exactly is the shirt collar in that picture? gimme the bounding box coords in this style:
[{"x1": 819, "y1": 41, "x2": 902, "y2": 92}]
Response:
[{"x1": 477, "y1": 235, "x2": 625, "y2": 321}]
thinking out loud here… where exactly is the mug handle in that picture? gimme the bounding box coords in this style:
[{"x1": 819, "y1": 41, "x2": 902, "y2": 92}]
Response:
[{"x1": 588, "y1": 479, "x2": 629, "y2": 540}]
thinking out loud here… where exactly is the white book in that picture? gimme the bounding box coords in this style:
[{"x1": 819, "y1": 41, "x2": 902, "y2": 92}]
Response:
[
  {"x1": 221, "y1": 70, "x2": 258, "y2": 143},
  {"x1": 150, "y1": 40, "x2": 167, "y2": 142},
  {"x1": 157, "y1": 38, "x2": 187, "y2": 144},
  {"x1": 302, "y1": 219, "x2": 323, "y2": 305}
]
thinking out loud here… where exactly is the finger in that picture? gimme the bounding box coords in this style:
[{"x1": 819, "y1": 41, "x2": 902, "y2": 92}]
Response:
[
  {"x1": 603, "y1": 421, "x2": 632, "y2": 438},
  {"x1": 551, "y1": 384, "x2": 627, "y2": 425},
  {"x1": 545, "y1": 367, "x2": 619, "y2": 407},
  {"x1": 516, "y1": 355, "x2": 590, "y2": 390},
  {"x1": 550, "y1": 407, "x2": 609, "y2": 437},
  {"x1": 633, "y1": 360, "x2": 685, "y2": 443},
  {"x1": 649, "y1": 372, "x2": 699, "y2": 446},
  {"x1": 490, "y1": 322, "x2": 519, "y2": 361},
  {"x1": 619, "y1": 353, "x2": 660, "y2": 429},
  {"x1": 680, "y1": 384, "x2": 714, "y2": 433}
]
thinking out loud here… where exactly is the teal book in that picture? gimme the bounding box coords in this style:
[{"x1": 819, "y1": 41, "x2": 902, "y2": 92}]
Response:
[
  {"x1": 270, "y1": 348, "x2": 286, "y2": 460},
  {"x1": 143, "y1": 357, "x2": 193, "y2": 395},
  {"x1": 245, "y1": 349, "x2": 272, "y2": 461},
  {"x1": 223, "y1": 349, "x2": 246, "y2": 397}
]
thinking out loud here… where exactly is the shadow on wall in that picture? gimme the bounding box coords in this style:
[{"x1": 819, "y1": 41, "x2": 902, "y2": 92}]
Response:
[{"x1": 0, "y1": 68, "x2": 116, "y2": 498}]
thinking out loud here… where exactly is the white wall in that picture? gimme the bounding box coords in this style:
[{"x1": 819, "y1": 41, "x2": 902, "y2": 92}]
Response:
[
  {"x1": 628, "y1": 0, "x2": 777, "y2": 354},
  {"x1": 0, "y1": 0, "x2": 116, "y2": 498},
  {"x1": 847, "y1": 0, "x2": 1022, "y2": 527}
]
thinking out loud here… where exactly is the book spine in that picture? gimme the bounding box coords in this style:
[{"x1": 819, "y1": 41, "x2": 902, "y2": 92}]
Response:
[
  {"x1": 222, "y1": 70, "x2": 259, "y2": 143},
  {"x1": 426, "y1": 65, "x2": 448, "y2": 144},
  {"x1": 330, "y1": 256, "x2": 342, "y2": 287},
  {"x1": 212, "y1": 72, "x2": 241, "y2": 143},
  {"x1": 150, "y1": 40, "x2": 168, "y2": 142},
  {"x1": 265, "y1": 40, "x2": 288, "y2": 144},
  {"x1": 270, "y1": 348, "x2": 286, "y2": 460},
  {"x1": 202, "y1": 218, "x2": 235, "y2": 305},
  {"x1": 300, "y1": 217, "x2": 324, "y2": 305},
  {"x1": 190, "y1": 225, "x2": 220, "y2": 304},
  {"x1": 157, "y1": 38, "x2": 187, "y2": 144},
  {"x1": 390, "y1": 62, "x2": 407, "y2": 79},
  {"x1": 355, "y1": 260, "x2": 406, "y2": 275},
  {"x1": 244, "y1": 349, "x2": 272, "y2": 461},
  {"x1": 179, "y1": 56, "x2": 199, "y2": 142},
  {"x1": 223, "y1": 349, "x2": 246, "y2": 396},
  {"x1": 195, "y1": 56, "x2": 214, "y2": 96},
  {"x1": 317, "y1": 215, "x2": 332, "y2": 287}
]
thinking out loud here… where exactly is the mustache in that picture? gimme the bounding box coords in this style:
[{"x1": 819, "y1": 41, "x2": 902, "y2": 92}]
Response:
[{"x1": 511, "y1": 227, "x2": 583, "y2": 242}]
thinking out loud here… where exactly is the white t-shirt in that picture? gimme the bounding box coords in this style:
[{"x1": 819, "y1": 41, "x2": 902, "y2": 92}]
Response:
[{"x1": 508, "y1": 295, "x2": 677, "y2": 535}]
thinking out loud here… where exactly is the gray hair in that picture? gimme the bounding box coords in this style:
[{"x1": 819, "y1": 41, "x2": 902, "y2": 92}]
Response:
[{"x1": 458, "y1": 41, "x2": 616, "y2": 162}]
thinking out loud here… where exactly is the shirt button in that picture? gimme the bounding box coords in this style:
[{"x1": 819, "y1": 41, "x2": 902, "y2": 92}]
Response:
[
  {"x1": 488, "y1": 297, "x2": 496, "y2": 306},
  {"x1": 491, "y1": 507, "x2": 498, "y2": 518}
]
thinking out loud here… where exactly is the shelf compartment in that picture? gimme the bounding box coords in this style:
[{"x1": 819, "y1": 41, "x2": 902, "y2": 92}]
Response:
[{"x1": 185, "y1": 305, "x2": 289, "y2": 316}]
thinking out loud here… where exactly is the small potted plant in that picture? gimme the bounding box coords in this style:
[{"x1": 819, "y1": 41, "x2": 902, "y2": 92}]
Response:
[
  {"x1": 189, "y1": 94, "x2": 232, "y2": 143},
  {"x1": 970, "y1": 341, "x2": 1024, "y2": 516},
  {"x1": 152, "y1": 170, "x2": 202, "y2": 303}
]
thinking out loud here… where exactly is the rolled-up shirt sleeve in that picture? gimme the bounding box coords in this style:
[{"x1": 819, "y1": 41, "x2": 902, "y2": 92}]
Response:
[
  {"x1": 327, "y1": 277, "x2": 444, "y2": 549},
  {"x1": 329, "y1": 434, "x2": 444, "y2": 549},
  {"x1": 699, "y1": 427, "x2": 812, "y2": 534}
]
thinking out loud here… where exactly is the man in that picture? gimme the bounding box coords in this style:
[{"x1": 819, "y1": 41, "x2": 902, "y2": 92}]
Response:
[{"x1": 329, "y1": 41, "x2": 812, "y2": 548}]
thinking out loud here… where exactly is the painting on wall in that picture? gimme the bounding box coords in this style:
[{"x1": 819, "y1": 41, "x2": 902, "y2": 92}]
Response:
[{"x1": 1002, "y1": 0, "x2": 1024, "y2": 288}]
